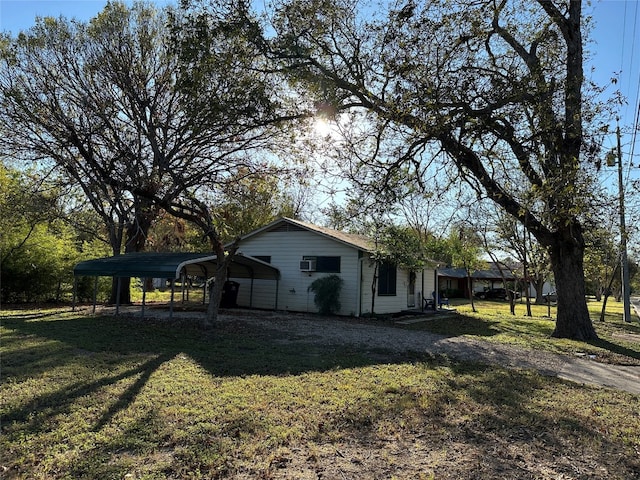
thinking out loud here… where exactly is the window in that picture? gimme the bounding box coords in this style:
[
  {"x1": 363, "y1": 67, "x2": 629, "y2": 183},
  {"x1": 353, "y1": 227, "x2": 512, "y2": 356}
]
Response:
[
  {"x1": 378, "y1": 261, "x2": 397, "y2": 296},
  {"x1": 303, "y1": 256, "x2": 341, "y2": 273}
]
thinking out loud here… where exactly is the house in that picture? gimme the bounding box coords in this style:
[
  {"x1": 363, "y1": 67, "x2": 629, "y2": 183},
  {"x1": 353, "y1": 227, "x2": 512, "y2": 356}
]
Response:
[
  {"x1": 231, "y1": 217, "x2": 438, "y2": 316},
  {"x1": 438, "y1": 267, "x2": 518, "y2": 298}
]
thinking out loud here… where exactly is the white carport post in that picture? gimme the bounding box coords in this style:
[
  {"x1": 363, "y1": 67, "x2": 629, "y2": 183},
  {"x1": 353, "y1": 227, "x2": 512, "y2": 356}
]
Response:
[
  {"x1": 140, "y1": 278, "x2": 147, "y2": 319},
  {"x1": 115, "y1": 277, "x2": 122, "y2": 315},
  {"x1": 169, "y1": 275, "x2": 177, "y2": 321},
  {"x1": 92, "y1": 276, "x2": 98, "y2": 314}
]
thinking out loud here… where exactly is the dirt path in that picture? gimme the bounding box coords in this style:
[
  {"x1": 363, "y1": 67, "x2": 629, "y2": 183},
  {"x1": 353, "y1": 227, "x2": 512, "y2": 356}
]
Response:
[{"x1": 223, "y1": 310, "x2": 640, "y2": 395}]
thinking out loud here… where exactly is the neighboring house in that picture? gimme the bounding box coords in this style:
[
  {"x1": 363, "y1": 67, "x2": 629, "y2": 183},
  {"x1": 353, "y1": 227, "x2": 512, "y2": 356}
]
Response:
[
  {"x1": 526, "y1": 281, "x2": 556, "y2": 298},
  {"x1": 231, "y1": 217, "x2": 438, "y2": 316},
  {"x1": 438, "y1": 265, "x2": 555, "y2": 299},
  {"x1": 438, "y1": 267, "x2": 518, "y2": 298}
]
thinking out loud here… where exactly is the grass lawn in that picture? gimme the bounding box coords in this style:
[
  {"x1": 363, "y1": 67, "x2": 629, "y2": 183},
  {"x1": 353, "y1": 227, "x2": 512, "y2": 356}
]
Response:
[
  {"x1": 1, "y1": 305, "x2": 639, "y2": 479},
  {"x1": 410, "y1": 297, "x2": 640, "y2": 365}
]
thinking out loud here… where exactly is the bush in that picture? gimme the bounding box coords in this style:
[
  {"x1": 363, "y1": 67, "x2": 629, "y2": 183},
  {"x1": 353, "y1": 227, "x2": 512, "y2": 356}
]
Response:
[{"x1": 308, "y1": 275, "x2": 344, "y2": 315}]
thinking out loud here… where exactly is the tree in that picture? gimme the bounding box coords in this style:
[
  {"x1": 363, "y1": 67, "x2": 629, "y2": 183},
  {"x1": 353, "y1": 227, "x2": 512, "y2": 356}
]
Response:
[
  {"x1": 447, "y1": 225, "x2": 485, "y2": 313},
  {"x1": 471, "y1": 206, "x2": 522, "y2": 315},
  {"x1": 214, "y1": 169, "x2": 299, "y2": 242},
  {"x1": 255, "y1": 0, "x2": 602, "y2": 339},
  {"x1": 1, "y1": 2, "x2": 286, "y2": 323},
  {"x1": 0, "y1": 164, "x2": 108, "y2": 302},
  {"x1": 0, "y1": 6, "x2": 169, "y2": 303},
  {"x1": 495, "y1": 212, "x2": 552, "y2": 306}
]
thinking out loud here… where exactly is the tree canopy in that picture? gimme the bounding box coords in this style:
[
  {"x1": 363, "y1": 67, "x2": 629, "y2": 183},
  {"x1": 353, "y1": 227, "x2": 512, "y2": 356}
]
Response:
[
  {"x1": 0, "y1": 1, "x2": 294, "y2": 321},
  {"x1": 236, "y1": 0, "x2": 604, "y2": 339}
]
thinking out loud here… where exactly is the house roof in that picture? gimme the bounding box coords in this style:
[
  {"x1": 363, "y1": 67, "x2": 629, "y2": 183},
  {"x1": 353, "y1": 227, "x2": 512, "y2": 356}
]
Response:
[
  {"x1": 237, "y1": 217, "x2": 375, "y2": 252},
  {"x1": 438, "y1": 267, "x2": 517, "y2": 280},
  {"x1": 74, "y1": 252, "x2": 280, "y2": 280}
]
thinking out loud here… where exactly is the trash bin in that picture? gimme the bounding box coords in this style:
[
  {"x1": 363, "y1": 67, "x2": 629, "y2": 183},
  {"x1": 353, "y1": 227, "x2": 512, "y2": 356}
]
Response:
[{"x1": 220, "y1": 281, "x2": 240, "y2": 308}]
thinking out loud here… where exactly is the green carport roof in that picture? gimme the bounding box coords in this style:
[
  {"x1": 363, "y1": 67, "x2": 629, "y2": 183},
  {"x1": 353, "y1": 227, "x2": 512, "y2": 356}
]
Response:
[{"x1": 74, "y1": 252, "x2": 280, "y2": 280}]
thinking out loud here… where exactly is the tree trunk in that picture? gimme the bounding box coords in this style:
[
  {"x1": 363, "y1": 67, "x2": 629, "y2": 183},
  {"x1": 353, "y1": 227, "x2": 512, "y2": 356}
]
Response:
[
  {"x1": 109, "y1": 199, "x2": 155, "y2": 306},
  {"x1": 533, "y1": 276, "x2": 546, "y2": 304},
  {"x1": 205, "y1": 264, "x2": 228, "y2": 328},
  {"x1": 203, "y1": 237, "x2": 238, "y2": 327},
  {"x1": 466, "y1": 273, "x2": 476, "y2": 313},
  {"x1": 548, "y1": 229, "x2": 597, "y2": 340},
  {"x1": 599, "y1": 264, "x2": 619, "y2": 322},
  {"x1": 110, "y1": 276, "x2": 132, "y2": 305}
]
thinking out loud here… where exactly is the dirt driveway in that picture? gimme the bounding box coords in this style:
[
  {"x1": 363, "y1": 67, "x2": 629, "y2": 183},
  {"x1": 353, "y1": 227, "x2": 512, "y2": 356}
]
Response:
[
  {"x1": 224, "y1": 310, "x2": 640, "y2": 395},
  {"x1": 111, "y1": 306, "x2": 640, "y2": 395}
]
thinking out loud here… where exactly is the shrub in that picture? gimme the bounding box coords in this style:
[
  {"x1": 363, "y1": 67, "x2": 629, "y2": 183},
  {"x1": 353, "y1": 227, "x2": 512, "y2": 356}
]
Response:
[{"x1": 308, "y1": 274, "x2": 344, "y2": 315}]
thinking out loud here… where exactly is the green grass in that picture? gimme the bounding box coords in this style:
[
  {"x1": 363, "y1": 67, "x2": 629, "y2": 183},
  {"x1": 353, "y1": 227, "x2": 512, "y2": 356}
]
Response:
[
  {"x1": 410, "y1": 297, "x2": 640, "y2": 365},
  {"x1": 1, "y1": 307, "x2": 639, "y2": 479}
]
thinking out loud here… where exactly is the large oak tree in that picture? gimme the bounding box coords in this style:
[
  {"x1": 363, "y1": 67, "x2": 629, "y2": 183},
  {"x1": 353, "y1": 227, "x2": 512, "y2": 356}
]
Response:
[
  {"x1": 0, "y1": 1, "x2": 285, "y2": 322},
  {"x1": 252, "y1": 0, "x2": 602, "y2": 339}
]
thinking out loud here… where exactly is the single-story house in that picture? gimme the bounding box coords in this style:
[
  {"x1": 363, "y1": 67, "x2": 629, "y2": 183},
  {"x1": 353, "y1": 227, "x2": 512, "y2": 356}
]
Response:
[
  {"x1": 438, "y1": 267, "x2": 518, "y2": 298},
  {"x1": 232, "y1": 217, "x2": 438, "y2": 316}
]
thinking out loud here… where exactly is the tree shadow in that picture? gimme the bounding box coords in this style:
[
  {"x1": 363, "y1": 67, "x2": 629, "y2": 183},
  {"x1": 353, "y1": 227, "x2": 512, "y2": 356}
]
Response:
[
  {"x1": 588, "y1": 337, "x2": 640, "y2": 363},
  {"x1": 3, "y1": 311, "x2": 639, "y2": 479},
  {"x1": 406, "y1": 311, "x2": 502, "y2": 337},
  {"x1": 1, "y1": 313, "x2": 386, "y2": 440}
]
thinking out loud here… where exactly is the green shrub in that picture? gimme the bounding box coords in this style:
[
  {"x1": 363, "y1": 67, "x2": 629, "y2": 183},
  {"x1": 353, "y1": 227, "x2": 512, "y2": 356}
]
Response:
[{"x1": 308, "y1": 274, "x2": 344, "y2": 315}]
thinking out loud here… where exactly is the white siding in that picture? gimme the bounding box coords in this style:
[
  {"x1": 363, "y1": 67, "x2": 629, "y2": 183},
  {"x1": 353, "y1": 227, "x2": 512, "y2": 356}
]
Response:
[
  {"x1": 359, "y1": 259, "x2": 436, "y2": 315},
  {"x1": 232, "y1": 230, "x2": 362, "y2": 315},
  {"x1": 229, "y1": 227, "x2": 437, "y2": 316}
]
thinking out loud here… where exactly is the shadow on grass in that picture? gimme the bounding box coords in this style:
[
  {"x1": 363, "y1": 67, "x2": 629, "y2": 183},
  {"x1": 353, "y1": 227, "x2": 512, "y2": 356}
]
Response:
[
  {"x1": 588, "y1": 337, "x2": 640, "y2": 363},
  {"x1": 1, "y1": 313, "x2": 383, "y2": 434},
  {"x1": 2, "y1": 313, "x2": 398, "y2": 376},
  {"x1": 407, "y1": 311, "x2": 502, "y2": 337},
  {"x1": 2, "y1": 311, "x2": 640, "y2": 479}
]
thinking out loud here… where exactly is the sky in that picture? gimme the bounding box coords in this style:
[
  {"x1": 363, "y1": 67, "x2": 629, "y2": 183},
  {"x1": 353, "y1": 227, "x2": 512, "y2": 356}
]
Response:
[{"x1": 0, "y1": 0, "x2": 638, "y2": 194}]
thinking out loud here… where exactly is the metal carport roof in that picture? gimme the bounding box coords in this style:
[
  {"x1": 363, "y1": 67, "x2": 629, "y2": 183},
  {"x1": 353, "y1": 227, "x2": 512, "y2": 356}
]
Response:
[
  {"x1": 73, "y1": 252, "x2": 281, "y2": 318},
  {"x1": 73, "y1": 252, "x2": 280, "y2": 280}
]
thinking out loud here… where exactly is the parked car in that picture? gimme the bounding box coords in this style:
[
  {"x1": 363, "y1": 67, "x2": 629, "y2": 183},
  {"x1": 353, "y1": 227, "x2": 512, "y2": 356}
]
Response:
[
  {"x1": 474, "y1": 288, "x2": 520, "y2": 300},
  {"x1": 542, "y1": 290, "x2": 557, "y2": 303}
]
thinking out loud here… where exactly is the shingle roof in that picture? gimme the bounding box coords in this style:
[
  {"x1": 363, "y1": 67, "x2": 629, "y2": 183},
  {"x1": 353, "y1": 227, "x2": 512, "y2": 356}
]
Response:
[
  {"x1": 438, "y1": 267, "x2": 516, "y2": 280},
  {"x1": 237, "y1": 218, "x2": 441, "y2": 267},
  {"x1": 284, "y1": 218, "x2": 375, "y2": 251}
]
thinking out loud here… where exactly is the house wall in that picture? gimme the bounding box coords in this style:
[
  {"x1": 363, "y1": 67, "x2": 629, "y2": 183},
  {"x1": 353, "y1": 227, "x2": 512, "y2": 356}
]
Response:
[
  {"x1": 355, "y1": 259, "x2": 436, "y2": 315},
  {"x1": 232, "y1": 230, "x2": 362, "y2": 315},
  {"x1": 231, "y1": 228, "x2": 436, "y2": 316}
]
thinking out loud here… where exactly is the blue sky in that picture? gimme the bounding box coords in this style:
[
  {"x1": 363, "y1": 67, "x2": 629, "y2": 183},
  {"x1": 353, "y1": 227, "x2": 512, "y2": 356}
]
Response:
[{"x1": 1, "y1": 0, "x2": 638, "y2": 187}]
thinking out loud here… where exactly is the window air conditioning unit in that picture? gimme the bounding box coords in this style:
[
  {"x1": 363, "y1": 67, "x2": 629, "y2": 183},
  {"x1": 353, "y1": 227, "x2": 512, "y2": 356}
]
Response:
[{"x1": 300, "y1": 259, "x2": 316, "y2": 272}]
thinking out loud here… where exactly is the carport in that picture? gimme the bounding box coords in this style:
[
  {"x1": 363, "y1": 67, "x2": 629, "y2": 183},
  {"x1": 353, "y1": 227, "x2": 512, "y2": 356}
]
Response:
[{"x1": 73, "y1": 252, "x2": 280, "y2": 319}]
